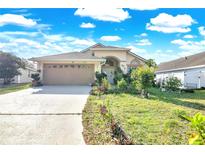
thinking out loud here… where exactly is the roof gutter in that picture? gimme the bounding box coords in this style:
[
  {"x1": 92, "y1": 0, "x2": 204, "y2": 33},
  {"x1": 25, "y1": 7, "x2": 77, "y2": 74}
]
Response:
[{"x1": 30, "y1": 58, "x2": 106, "y2": 62}]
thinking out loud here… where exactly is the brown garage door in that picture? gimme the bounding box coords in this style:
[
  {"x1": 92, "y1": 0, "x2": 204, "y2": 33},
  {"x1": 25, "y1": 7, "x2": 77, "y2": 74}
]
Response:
[{"x1": 43, "y1": 64, "x2": 95, "y2": 85}]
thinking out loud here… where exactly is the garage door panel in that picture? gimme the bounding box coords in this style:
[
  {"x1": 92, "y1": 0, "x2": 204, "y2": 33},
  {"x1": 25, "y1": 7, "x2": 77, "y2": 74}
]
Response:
[{"x1": 43, "y1": 64, "x2": 94, "y2": 85}]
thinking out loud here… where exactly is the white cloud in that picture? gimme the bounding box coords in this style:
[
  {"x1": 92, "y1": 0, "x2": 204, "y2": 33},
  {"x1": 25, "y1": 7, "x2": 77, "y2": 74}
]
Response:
[
  {"x1": 146, "y1": 13, "x2": 196, "y2": 33},
  {"x1": 0, "y1": 14, "x2": 37, "y2": 27},
  {"x1": 42, "y1": 33, "x2": 64, "y2": 42},
  {"x1": 100, "y1": 36, "x2": 121, "y2": 41},
  {"x1": 140, "y1": 33, "x2": 148, "y2": 37},
  {"x1": 183, "y1": 34, "x2": 195, "y2": 39},
  {"x1": 135, "y1": 33, "x2": 148, "y2": 37},
  {"x1": 80, "y1": 22, "x2": 96, "y2": 28},
  {"x1": 0, "y1": 30, "x2": 97, "y2": 58},
  {"x1": 171, "y1": 39, "x2": 205, "y2": 55},
  {"x1": 70, "y1": 39, "x2": 96, "y2": 46},
  {"x1": 74, "y1": 8, "x2": 130, "y2": 22},
  {"x1": 198, "y1": 26, "x2": 205, "y2": 36},
  {"x1": 14, "y1": 38, "x2": 42, "y2": 48},
  {"x1": 0, "y1": 31, "x2": 39, "y2": 37},
  {"x1": 136, "y1": 39, "x2": 152, "y2": 46},
  {"x1": 127, "y1": 45, "x2": 147, "y2": 54},
  {"x1": 171, "y1": 39, "x2": 187, "y2": 46},
  {"x1": 130, "y1": 7, "x2": 158, "y2": 11},
  {"x1": 126, "y1": 44, "x2": 177, "y2": 64}
]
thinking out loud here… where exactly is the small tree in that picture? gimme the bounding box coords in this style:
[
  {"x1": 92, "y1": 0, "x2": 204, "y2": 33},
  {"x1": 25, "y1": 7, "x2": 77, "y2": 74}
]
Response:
[
  {"x1": 164, "y1": 77, "x2": 182, "y2": 91},
  {"x1": 145, "y1": 59, "x2": 157, "y2": 69},
  {"x1": 131, "y1": 66, "x2": 155, "y2": 98},
  {"x1": 0, "y1": 51, "x2": 25, "y2": 84}
]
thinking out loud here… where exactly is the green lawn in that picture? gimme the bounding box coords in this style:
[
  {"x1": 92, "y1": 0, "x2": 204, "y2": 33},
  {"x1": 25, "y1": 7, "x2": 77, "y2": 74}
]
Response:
[
  {"x1": 83, "y1": 88, "x2": 205, "y2": 144},
  {"x1": 0, "y1": 83, "x2": 31, "y2": 95}
]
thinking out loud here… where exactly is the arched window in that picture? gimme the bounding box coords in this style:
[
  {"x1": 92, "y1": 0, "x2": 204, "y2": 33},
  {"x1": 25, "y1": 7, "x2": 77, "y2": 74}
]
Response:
[
  {"x1": 106, "y1": 59, "x2": 114, "y2": 66},
  {"x1": 103, "y1": 57, "x2": 119, "y2": 67},
  {"x1": 131, "y1": 59, "x2": 140, "y2": 67}
]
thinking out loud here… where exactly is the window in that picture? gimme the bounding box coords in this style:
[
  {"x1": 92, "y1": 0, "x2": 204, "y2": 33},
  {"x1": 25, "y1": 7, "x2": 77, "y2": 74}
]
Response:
[
  {"x1": 53, "y1": 65, "x2": 57, "y2": 68},
  {"x1": 59, "y1": 65, "x2": 63, "y2": 68},
  {"x1": 106, "y1": 59, "x2": 114, "y2": 66}
]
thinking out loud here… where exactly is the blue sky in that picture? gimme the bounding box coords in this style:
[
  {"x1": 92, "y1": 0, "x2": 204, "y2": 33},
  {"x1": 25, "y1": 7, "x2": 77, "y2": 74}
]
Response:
[{"x1": 0, "y1": 8, "x2": 205, "y2": 63}]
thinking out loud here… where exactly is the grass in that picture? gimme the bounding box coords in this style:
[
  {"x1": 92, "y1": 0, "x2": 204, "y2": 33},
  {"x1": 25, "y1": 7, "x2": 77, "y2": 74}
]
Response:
[
  {"x1": 82, "y1": 95, "x2": 115, "y2": 144},
  {"x1": 82, "y1": 88, "x2": 205, "y2": 144},
  {"x1": 0, "y1": 83, "x2": 31, "y2": 95}
]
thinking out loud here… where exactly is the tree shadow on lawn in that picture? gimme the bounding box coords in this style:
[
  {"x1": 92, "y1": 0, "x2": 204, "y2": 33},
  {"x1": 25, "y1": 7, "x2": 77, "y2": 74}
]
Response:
[{"x1": 150, "y1": 90, "x2": 205, "y2": 112}]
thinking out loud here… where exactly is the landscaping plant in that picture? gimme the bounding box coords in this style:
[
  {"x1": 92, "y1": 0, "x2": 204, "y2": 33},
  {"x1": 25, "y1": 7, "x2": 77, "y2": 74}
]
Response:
[
  {"x1": 95, "y1": 71, "x2": 107, "y2": 85},
  {"x1": 31, "y1": 73, "x2": 42, "y2": 87},
  {"x1": 117, "y1": 78, "x2": 127, "y2": 92},
  {"x1": 113, "y1": 67, "x2": 124, "y2": 84},
  {"x1": 164, "y1": 76, "x2": 182, "y2": 91},
  {"x1": 131, "y1": 66, "x2": 155, "y2": 98},
  {"x1": 145, "y1": 59, "x2": 157, "y2": 69},
  {"x1": 0, "y1": 51, "x2": 25, "y2": 84},
  {"x1": 101, "y1": 78, "x2": 111, "y2": 92},
  {"x1": 180, "y1": 113, "x2": 205, "y2": 145}
]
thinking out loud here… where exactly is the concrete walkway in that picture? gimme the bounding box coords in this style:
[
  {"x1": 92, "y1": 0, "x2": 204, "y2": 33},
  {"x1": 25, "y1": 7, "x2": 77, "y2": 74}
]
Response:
[{"x1": 0, "y1": 86, "x2": 91, "y2": 144}]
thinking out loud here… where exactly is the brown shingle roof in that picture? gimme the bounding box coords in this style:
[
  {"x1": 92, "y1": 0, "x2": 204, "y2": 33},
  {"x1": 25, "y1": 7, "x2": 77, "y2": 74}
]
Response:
[
  {"x1": 30, "y1": 52, "x2": 104, "y2": 62},
  {"x1": 157, "y1": 51, "x2": 205, "y2": 72},
  {"x1": 81, "y1": 43, "x2": 130, "y2": 52}
]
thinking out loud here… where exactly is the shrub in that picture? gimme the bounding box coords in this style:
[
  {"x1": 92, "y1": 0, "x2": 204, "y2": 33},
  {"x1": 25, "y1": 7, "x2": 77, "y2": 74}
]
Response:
[
  {"x1": 90, "y1": 86, "x2": 103, "y2": 96},
  {"x1": 107, "y1": 87, "x2": 121, "y2": 94},
  {"x1": 117, "y1": 78, "x2": 127, "y2": 91},
  {"x1": 180, "y1": 113, "x2": 205, "y2": 145},
  {"x1": 123, "y1": 70, "x2": 132, "y2": 84},
  {"x1": 113, "y1": 67, "x2": 124, "y2": 84},
  {"x1": 181, "y1": 89, "x2": 194, "y2": 93},
  {"x1": 164, "y1": 77, "x2": 182, "y2": 91},
  {"x1": 131, "y1": 66, "x2": 155, "y2": 98},
  {"x1": 31, "y1": 73, "x2": 42, "y2": 87},
  {"x1": 126, "y1": 84, "x2": 139, "y2": 94},
  {"x1": 101, "y1": 78, "x2": 111, "y2": 92},
  {"x1": 95, "y1": 71, "x2": 107, "y2": 85}
]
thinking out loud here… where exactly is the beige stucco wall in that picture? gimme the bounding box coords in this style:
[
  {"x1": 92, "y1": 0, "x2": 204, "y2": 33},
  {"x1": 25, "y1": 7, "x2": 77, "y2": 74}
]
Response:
[
  {"x1": 126, "y1": 53, "x2": 144, "y2": 65},
  {"x1": 93, "y1": 50, "x2": 127, "y2": 62},
  {"x1": 91, "y1": 50, "x2": 145, "y2": 74}
]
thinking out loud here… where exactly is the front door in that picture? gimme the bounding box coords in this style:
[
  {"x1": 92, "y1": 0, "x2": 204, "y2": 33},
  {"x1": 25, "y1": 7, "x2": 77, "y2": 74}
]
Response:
[{"x1": 102, "y1": 67, "x2": 115, "y2": 83}]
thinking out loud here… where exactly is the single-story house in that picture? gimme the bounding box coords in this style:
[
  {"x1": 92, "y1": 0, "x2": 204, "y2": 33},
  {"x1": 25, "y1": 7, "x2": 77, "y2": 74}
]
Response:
[
  {"x1": 155, "y1": 51, "x2": 205, "y2": 89},
  {"x1": 0, "y1": 60, "x2": 37, "y2": 84},
  {"x1": 30, "y1": 43, "x2": 146, "y2": 85}
]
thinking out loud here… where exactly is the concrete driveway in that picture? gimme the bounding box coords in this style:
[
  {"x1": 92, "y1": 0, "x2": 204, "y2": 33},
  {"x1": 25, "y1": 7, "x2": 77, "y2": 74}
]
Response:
[{"x1": 0, "y1": 86, "x2": 91, "y2": 144}]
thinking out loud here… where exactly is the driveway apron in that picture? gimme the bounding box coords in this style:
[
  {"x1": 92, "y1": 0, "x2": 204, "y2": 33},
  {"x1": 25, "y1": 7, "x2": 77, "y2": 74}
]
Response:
[{"x1": 0, "y1": 86, "x2": 91, "y2": 144}]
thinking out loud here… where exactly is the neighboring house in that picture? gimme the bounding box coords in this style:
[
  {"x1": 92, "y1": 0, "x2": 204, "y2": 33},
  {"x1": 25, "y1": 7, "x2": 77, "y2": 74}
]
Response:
[
  {"x1": 0, "y1": 60, "x2": 37, "y2": 84},
  {"x1": 30, "y1": 43, "x2": 146, "y2": 85},
  {"x1": 156, "y1": 51, "x2": 205, "y2": 89}
]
